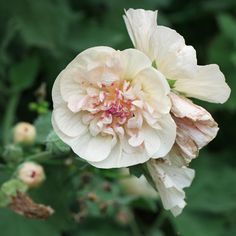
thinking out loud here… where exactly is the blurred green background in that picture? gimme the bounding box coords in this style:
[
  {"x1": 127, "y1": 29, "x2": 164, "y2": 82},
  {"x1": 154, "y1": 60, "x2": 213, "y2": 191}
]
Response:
[{"x1": 0, "y1": 0, "x2": 236, "y2": 235}]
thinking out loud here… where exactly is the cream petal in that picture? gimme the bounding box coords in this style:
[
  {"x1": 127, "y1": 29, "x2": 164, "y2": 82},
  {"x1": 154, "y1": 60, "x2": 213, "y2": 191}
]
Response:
[
  {"x1": 52, "y1": 105, "x2": 87, "y2": 137},
  {"x1": 136, "y1": 67, "x2": 170, "y2": 96},
  {"x1": 52, "y1": 74, "x2": 64, "y2": 108},
  {"x1": 152, "y1": 114, "x2": 176, "y2": 157},
  {"x1": 170, "y1": 206, "x2": 184, "y2": 217},
  {"x1": 70, "y1": 133, "x2": 115, "y2": 162},
  {"x1": 170, "y1": 93, "x2": 219, "y2": 161},
  {"x1": 120, "y1": 49, "x2": 152, "y2": 79},
  {"x1": 151, "y1": 27, "x2": 197, "y2": 80},
  {"x1": 59, "y1": 47, "x2": 117, "y2": 102},
  {"x1": 142, "y1": 125, "x2": 161, "y2": 156},
  {"x1": 134, "y1": 67, "x2": 171, "y2": 114},
  {"x1": 170, "y1": 92, "x2": 212, "y2": 121},
  {"x1": 89, "y1": 141, "x2": 150, "y2": 169},
  {"x1": 128, "y1": 132, "x2": 145, "y2": 147},
  {"x1": 123, "y1": 8, "x2": 197, "y2": 80},
  {"x1": 52, "y1": 112, "x2": 114, "y2": 163},
  {"x1": 158, "y1": 161, "x2": 195, "y2": 188},
  {"x1": 123, "y1": 9, "x2": 158, "y2": 58},
  {"x1": 68, "y1": 46, "x2": 116, "y2": 70},
  {"x1": 175, "y1": 64, "x2": 231, "y2": 103},
  {"x1": 147, "y1": 159, "x2": 195, "y2": 216},
  {"x1": 67, "y1": 94, "x2": 87, "y2": 113},
  {"x1": 60, "y1": 67, "x2": 84, "y2": 102}
]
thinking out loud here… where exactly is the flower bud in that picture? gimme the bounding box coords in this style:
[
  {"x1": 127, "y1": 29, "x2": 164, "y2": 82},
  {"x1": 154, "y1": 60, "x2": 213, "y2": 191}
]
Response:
[
  {"x1": 13, "y1": 122, "x2": 36, "y2": 144},
  {"x1": 3, "y1": 144, "x2": 23, "y2": 163},
  {"x1": 18, "y1": 162, "x2": 45, "y2": 188}
]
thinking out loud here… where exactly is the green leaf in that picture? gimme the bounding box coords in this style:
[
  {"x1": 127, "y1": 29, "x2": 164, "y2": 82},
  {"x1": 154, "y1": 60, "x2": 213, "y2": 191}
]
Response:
[
  {"x1": 2, "y1": 144, "x2": 23, "y2": 163},
  {"x1": 129, "y1": 164, "x2": 143, "y2": 178},
  {"x1": 172, "y1": 151, "x2": 236, "y2": 236},
  {"x1": 34, "y1": 112, "x2": 52, "y2": 144},
  {"x1": 129, "y1": 197, "x2": 157, "y2": 212},
  {"x1": 217, "y1": 14, "x2": 236, "y2": 42},
  {"x1": 29, "y1": 165, "x2": 76, "y2": 232},
  {"x1": 0, "y1": 191, "x2": 11, "y2": 207},
  {"x1": 187, "y1": 152, "x2": 236, "y2": 213},
  {"x1": 167, "y1": 79, "x2": 176, "y2": 89},
  {"x1": 172, "y1": 212, "x2": 227, "y2": 236},
  {"x1": 14, "y1": 0, "x2": 77, "y2": 52},
  {"x1": 46, "y1": 131, "x2": 70, "y2": 155},
  {"x1": 0, "y1": 208, "x2": 60, "y2": 236},
  {"x1": 9, "y1": 56, "x2": 39, "y2": 92},
  {"x1": 1, "y1": 179, "x2": 28, "y2": 197},
  {"x1": 71, "y1": 218, "x2": 130, "y2": 236}
]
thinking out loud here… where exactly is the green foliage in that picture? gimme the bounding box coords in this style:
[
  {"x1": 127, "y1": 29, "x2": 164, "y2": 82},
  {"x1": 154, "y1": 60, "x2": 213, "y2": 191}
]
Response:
[
  {"x1": 0, "y1": 209, "x2": 61, "y2": 236},
  {"x1": 9, "y1": 56, "x2": 39, "y2": 92},
  {"x1": 1, "y1": 179, "x2": 28, "y2": 196},
  {"x1": 46, "y1": 131, "x2": 70, "y2": 155},
  {"x1": 172, "y1": 152, "x2": 236, "y2": 236},
  {"x1": 0, "y1": 0, "x2": 236, "y2": 235},
  {"x1": 3, "y1": 144, "x2": 23, "y2": 163},
  {"x1": 34, "y1": 112, "x2": 52, "y2": 144},
  {"x1": 129, "y1": 164, "x2": 144, "y2": 178},
  {"x1": 0, "y1": 179, "x2": 28, "y2": 207}
]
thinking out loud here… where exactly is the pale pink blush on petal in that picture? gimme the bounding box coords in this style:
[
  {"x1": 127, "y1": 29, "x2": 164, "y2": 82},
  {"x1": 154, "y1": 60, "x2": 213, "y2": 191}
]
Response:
[{"x1": 169, "y1": 92, "x2": 218, "y2": 162}]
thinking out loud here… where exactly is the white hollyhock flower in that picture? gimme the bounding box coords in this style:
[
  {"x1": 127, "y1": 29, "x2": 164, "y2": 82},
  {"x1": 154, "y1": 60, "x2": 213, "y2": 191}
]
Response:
[
  {"x1": 52, "y1": 46, "x2": 176, "y2": 168},
  {"x1": 124, "y1": 8, "x2": 231, "y2": 104},
  {"x1": 147, "y1": 158, "x2": 195, "y2": 216}
]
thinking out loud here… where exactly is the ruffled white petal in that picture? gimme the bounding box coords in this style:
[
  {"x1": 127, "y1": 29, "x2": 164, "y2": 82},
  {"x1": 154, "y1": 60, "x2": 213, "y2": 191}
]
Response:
[
  {"x1": 151, "y1": 26, "x2": 197, "y2": 80},
  {"x1": 52, "y1": 113, "x2": 114, "y2": 162},
  {"x1": 59, "y1": 67, "x2": 85, "y2": 102},
  {"x1": 169, "y1": 92, "x2": 219, "y2": 163},
  {"x1": 120, "y1": 49, "x2": 152, "y2": 79},
  {"x1": 68, "y1": 46, "x2": 116, "y2": 70},
  {"x1": 123, "y1": 9, "x2": 158, "y2": 58},
  {"x1": 147, "y1": 158, "x2": 195, "y2": 216},
  {"x1": 52, "y1": 105, "x2": 87, "y2": 137},
  {"x1": 70, "y1": 133, "x2": 115, "y2": 162},
  {"x1": 89, "y1": 139, "x2": 150, "y2": 169},
  {"x1": 152, "y1": 114, "x2": 176, "y2": 157},
  {"x1": 142, "y1": 125, "x2": 161, "y2": 156},
  {"x1": 134, "y1": 67, "x2": 171, "y2": 114},
  {"x1": 175, "y1": 64, "x2": 231, "y2": 103},
  {"x1": 51, "y1": 74, "x2": 64, "y2": 108}
]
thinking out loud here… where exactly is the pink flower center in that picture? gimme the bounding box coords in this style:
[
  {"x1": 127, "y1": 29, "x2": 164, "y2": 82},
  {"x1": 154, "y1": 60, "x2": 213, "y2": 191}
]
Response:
[{"x1": 98, "y1": 82, "x2": 133, "y2": 126}]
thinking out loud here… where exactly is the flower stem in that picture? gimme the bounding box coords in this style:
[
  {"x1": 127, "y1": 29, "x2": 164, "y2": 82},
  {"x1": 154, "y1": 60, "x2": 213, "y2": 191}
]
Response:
[
  {"x1": 130, "y1": 215, "x2": 143, "y2": 236},
  {"x1": 2, "y1": 92, "x2": 20, "y2": 145},
  {"x1": 25, "y1": 151, "x2": 52, "y2": 162}
]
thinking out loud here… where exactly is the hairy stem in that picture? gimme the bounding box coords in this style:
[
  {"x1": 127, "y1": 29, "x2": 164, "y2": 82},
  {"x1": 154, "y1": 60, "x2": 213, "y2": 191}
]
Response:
[{"x1": 2, "y1": 92, "x2": 20, "y2": 145}]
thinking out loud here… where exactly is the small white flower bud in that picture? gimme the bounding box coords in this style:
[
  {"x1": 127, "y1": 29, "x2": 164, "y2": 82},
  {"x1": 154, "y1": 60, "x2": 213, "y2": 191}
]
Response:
[
  {"x1": 18, "y1": 162, "x2": 45, "y2": 188},
  {"x1": 14, "y1": 122, "x2": 36, "y2": 144}
]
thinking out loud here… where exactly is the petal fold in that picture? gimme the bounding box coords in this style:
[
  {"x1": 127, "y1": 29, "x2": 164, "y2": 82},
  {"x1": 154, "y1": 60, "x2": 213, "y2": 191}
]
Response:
[{"x1": 147, "y1": 158, "x2": 195, "y2": 216}]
